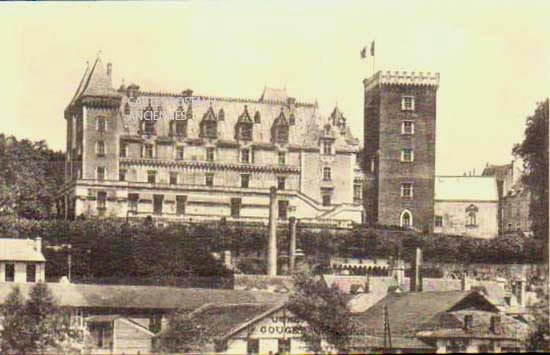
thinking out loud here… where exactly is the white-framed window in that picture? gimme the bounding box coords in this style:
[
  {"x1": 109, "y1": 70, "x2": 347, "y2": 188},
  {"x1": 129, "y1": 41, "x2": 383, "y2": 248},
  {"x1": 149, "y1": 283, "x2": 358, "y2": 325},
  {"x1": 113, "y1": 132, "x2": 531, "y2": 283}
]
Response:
[
  {"x1": 169, "y1": 172, "x2": 178, "y2": 185},
  {"x1": 400, "y1": 209, "x2": 413, "y2": 228},
  {"x1": 96, "y1": 116, "x2": 106, "y2": 132},
  {"x1": 176, "y1": 146, "x2": 184, "y2": 160},
  {"x1": 241, "y1": 174, "x2": 250, "y2": 188},
  {"x1": 401, "y1": 121, "x2": 415, "y2": 135},
  {"x1": 97, "y1": 167, "x2": 106, "y2": 181},
  {"x1": 401, "y1": 96, "x2": 415, "y2": 111},
  {"x1": 401, "y1": 148, "x2": 414, "y2": 162},
  {"x1": 323, "y1": 167, "x2": 332, "y2": 181},
  {"x1": 96, "y1": 141, "x2": 105, "y2": 157},
  {"x1": 434, "y1": 215, "x2": 443, "y2": 228},
  {"x1": 241, "y1": 149, "x2": 250, "y2": 163},
  {"x1": 321, "y1": 188, "x2": 333, "y2": 206},
  {"x1": 119, "y1": 142, "x2": 128, "y2": 158},
  {"x1": 400, "y1": 183, "x2": 413, "y2": 198},
  {"x1": 322, "y1": 141, "x2": 332, "y2": 155}
]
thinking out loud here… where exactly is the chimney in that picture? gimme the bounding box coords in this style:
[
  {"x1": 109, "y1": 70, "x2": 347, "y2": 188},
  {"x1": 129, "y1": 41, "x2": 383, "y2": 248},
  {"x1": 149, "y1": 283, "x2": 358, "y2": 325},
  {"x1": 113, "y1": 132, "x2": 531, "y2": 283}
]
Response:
[
  {"x1": 288, "y1": 217, "x2": 297, "y2": 274},
  {"x1": 35, "y1": 237, "x2": 42, "y2": 252},
  {"x1": 106, "y1": 63, "x2": 112, "y2": 79},
  {"x1": 267, "y1": 186, "x2": 278, "y2": 276},
  {"x1": 410, "y1": 248, "x2": 423, "y2": 292},
  {"x1": 182, "y1": 89, "x2": 194, "y2": 98},
  {"x1": 490, "y1": 315, "x2": 501, "y2": 334},
  {"x1": 223, "y1": 250, "x2": 232, "y2": 269},
  {"x1": 464, "y1": 314, "x2": 473, "y2": 332},
  {"x1": 127, "y1": 84, "x2": 140, "y2": 100},
  {"x1": 287, "y1": 97, "x2": 296, "y2": 111},
  {"x1": 461, "y1": 272, "x2": 471, "y2": 291}
]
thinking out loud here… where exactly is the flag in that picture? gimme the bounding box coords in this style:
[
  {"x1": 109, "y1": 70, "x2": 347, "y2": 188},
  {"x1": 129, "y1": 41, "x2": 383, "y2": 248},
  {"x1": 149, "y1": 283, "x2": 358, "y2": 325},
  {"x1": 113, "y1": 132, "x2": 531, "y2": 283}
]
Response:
[
  {"x1": 370, "y1": 40, "x2": 375, "y2": 56},
  {"x1": 360, "y1": 46, "x2": 367, "y2": 59}
]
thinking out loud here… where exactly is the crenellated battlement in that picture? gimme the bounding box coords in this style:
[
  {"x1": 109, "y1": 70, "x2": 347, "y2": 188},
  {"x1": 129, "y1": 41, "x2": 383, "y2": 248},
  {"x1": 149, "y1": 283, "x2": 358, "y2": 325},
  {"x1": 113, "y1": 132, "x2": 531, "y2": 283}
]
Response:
[{"x1": 364, "y1": 70, "x2": 440, "y2": 91}]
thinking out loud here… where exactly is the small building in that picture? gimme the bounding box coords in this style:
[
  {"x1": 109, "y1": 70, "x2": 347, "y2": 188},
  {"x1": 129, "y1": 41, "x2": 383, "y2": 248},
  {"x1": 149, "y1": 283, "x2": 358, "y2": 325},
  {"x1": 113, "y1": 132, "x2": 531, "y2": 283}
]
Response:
[
  {"x1": 434, "y1": 176, "x2": 499, "y2": 238},
  {"x1": 86, "y1": 315, "x2": 155, "y2": 354},
  {"x1": 0, "y1": 238, "x2": 45, "y2": 283}
]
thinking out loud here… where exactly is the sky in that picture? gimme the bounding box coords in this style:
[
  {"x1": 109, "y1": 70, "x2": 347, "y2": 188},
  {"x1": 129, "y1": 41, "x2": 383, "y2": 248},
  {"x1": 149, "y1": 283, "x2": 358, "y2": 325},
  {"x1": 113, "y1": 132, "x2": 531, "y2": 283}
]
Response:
[{"x1": 0, "y1": 0, "x2": 548, "y2": 175}]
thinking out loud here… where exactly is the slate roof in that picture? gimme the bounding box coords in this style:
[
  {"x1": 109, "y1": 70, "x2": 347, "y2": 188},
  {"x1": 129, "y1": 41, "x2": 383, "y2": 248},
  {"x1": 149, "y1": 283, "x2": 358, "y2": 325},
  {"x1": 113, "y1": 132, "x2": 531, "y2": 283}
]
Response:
[
  {"x1": 0, "y1": 238, "x2": 45, "y2": 262},
  {"x1": 417, "y1": 310, "x2": 528, "y2": 340},
  {"x1": 352, "y1": 291, "x2": 497, "y2": 338},
  {"x1": 435, "y1": 176, "x2": 499, "y2": 202},
  {"x1": 78, "y1": 57, "x2": 120, "y2": 98},
  {"x1": 0, "y1": 282, "x2": 286, "y2": 310}
]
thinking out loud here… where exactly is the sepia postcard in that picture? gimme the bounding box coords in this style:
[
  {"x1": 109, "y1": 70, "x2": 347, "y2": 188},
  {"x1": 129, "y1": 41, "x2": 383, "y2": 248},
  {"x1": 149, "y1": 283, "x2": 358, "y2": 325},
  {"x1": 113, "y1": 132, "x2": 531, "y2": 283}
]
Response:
[{"x1": 0, "y1": 0, "x2": 548, "y2": 354}]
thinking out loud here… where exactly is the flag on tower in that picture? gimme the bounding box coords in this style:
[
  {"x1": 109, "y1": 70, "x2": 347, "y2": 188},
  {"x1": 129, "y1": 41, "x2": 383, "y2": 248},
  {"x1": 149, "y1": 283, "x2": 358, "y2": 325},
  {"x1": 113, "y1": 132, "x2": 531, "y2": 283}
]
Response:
[
  {"x1": 361, "y1": 40, "x2": 376, "y2": 59},
  {"x1": 360, "y1": 46, "x2": 367, "y2": 59},
  {"x1": 370, "y1": 40, "x2": 375, "y2": 56}
]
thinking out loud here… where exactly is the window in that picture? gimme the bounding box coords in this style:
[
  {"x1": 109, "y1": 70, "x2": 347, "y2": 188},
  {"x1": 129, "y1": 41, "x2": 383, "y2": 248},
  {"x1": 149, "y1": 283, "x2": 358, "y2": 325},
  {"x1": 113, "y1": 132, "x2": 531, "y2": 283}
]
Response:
[
  {"x1": 169, "y1": 172, "x2": 178, "y2": 185},
  {"x1": 466, "y1": 204, "x2": 478, "y2": 226},
  {"x1": 96, "y1": 141, "x2": 105, "y2": 157},
  {"x1": 401, "y1": 183, "x2": 413, "y2": 198},
  {"x1": 153, "y1": 195, "x2": 164, "y2": 215},
  {"x1": 147, "y1": 170, "x2": 156, "y2": 184},
  {"x1": 402, "y1": 121, "x2": 415, "y2": 135},
  {"x1": 239, "y1": 124, "x2": 253, "y2": 140},
  {"x1": 354, "y1": 183, "x2": 362, "y2": 203},
  {"x1": 206, "y1": 147, "x2": 215, "y2": 161},
  {"x1": 144, "y1": 144, "x2": 154, "y2": 159},
  {"x1": 5, "y1": 263, "x2": 14, "y2": 282},
  {"x1": 120, "y1": 142, "x2": 127, "y2": 158},
  {"x1": 176, "y1": 146, "x2": 184, "y2": 160},
  {"x1": 203, "y1": 121, "x2": 217, "y2": 138},
  {"x1": 278, "y1": 152, "x2": 286, "y2": 165},
  {"x1": 231, "y1": 198, "x2": 241, "y2": 218},
  {"x1": 323, "y1": 167, "x2": 332, "y2": 181},
  {"x1": 142, "y1": 118, "x2": 155, "y2": 135},
  {"x1": 289, "y1": 113, "x2": 296, "y2": 126},
  {"x1": 401, "y1": 96, "x2": 415, "y2": 111},
  {"x1": 176, "y1": 195, "x2": 187, "y2": 215},
  {"x1": 241, "y1": 174, "x2": 250, "y2": 188},
  {"x1": 278, "y1": 339, "x2": 291, "y2": 354},
  {"x1": 435, "y1": 216, "x2": 443, "y2": 227},
  {"x1": 97, "y1": 167, "x2": 105, "y2": 181},
  {"x1": 119, "y1": 169, "x2": 127, "y2": 182},
  {"x1": 205, "y1": 173, "x2": 214, "y2": 187},
  {"x1": 321, "y1": 188, "x2": 332, "y2": 206},
  {"x1": 128, "y1": 193, "x2": 139, "y2": 213},
  {"x1": 401, "y1": 148, "x2": 414, "y2": 162},
  {"x1": 246, "y1": 339, "x2": 259, "y2": 355},
  {"x1": 400, "y1": 210, "x2": 413, "y2": 227},
  {"x1": 26, "y1": 263, "x2": 36, "y2": 283},
  {"x1": 323, "y1": 141, "x2": 332, "y2": 155},
  {"x1": 97, "y1": 117, "x2": 106, "y2": 132},
  {"x1": 97, "y1": 191, "x2": 106, "y2": 211},
  {"x1": 175, "y1": 120, "x2": 187, "y2": 136},
  {"x1": 241, "y1": 149, "x2": 250, "y2": 163},
  {"x1": 278, "y1": 200, "x2": 289, "y2": 220},
  {"x1": 277, "y1": 176, "x2": 286, "y2": 190},
  {"x1": 254, "y1": 111, "x2": 261, "y2": 123}
]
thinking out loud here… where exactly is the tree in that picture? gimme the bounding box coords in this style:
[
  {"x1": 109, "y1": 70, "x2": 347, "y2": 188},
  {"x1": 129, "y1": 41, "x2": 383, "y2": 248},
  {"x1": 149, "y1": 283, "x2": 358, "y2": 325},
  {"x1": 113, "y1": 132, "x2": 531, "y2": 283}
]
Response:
[
  {"x1": 287, "y1": 272, "x2": 356, "y2": 353},
  {"x1": 156, "y1": 309, "x2": 213, "y2": 353},
  {"x1": 0, "y1": 283, "x2": 80, "y2": 354},
  {"x1": 527, "y1": 284, "x2": 549, "y2": 351},
  {"x1": 513, "y1": 99, "x2": 549, "y2": 244}
]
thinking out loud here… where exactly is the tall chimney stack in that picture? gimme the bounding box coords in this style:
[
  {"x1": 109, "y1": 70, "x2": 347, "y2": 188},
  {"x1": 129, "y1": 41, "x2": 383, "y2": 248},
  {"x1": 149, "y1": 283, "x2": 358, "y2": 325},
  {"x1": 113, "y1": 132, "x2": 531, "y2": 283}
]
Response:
[
  {"x1": 410, "y1": 248, "x2": 423, "y2": 292},
  {"x1": 35, "y1": 237, "x2": 42, "y2": 252},
  {"x1": 267, "y1": 186, "x2": 278, "y2": 276},
  {"x1": 288, "y1": 217, "x2": 297, "y2": 274}
]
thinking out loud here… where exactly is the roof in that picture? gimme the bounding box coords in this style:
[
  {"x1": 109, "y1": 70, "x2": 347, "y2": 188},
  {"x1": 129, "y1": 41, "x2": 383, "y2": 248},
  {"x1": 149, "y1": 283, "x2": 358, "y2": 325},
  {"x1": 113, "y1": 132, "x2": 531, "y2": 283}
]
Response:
[
  {"x1": 435, "y1": 176, "x2": 498, "y2": 202},
  {"x1": 417, "y1": 310, "x2": 528, "y2": 340},
  {"x1": 79, "y1": 57, "x2": 120, "y2": 98},
  {"x1": 482, "y1": 164, "x2": 513, "y2": 180},
  {"x1": 350, "y1": 335, "x2": 433, "y2": 350},
  {"x1": 0, "y1": 238, "x2": 45, "y2": 262},
  {"x1": 0, "y1": 282, "x2": 286, "y2": 310},
  {"x1": 259, "y1": 87, "x2": 288, "y2": 102},
  {"x1": 352, "y1": 290, "x2": 497, "y2": 338}
]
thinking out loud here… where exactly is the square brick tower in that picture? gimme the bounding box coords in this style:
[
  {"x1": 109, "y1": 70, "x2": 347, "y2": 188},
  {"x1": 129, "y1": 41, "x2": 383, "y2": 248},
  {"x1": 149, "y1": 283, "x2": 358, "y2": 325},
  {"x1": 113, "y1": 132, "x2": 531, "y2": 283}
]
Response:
[{"x1": 363, "y1": 71, "x2": 440, "y2": 232}]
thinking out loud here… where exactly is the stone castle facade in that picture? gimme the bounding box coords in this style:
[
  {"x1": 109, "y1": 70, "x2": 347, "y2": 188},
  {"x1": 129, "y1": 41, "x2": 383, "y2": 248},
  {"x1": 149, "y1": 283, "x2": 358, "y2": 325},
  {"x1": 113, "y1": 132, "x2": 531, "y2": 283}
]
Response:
[{"x1": 61, "y1": 57, "x2": 364, "y2": 225}]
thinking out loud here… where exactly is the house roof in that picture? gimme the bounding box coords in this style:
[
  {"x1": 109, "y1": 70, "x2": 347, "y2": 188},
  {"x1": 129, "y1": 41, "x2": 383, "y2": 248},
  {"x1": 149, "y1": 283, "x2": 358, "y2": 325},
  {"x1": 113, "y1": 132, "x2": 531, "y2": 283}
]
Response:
[
  {"x1": 352, "y1": 290, "x2": 498, "y2": 338},
  {"x1": 434, "y1": 176, "x2": 498, "y2": 202},
  {"x1": 416, "y1": 310, "x2": 528, "y2": 340},
  {"x1": 0, "y1": 238, "x2": 45, "y2": 262},
  {"x1": 79, "y1": 57, "x2": 120, "y2": 98},
  {"x1": 0, "y1": 282, "x2": 286, "y2": 310}
]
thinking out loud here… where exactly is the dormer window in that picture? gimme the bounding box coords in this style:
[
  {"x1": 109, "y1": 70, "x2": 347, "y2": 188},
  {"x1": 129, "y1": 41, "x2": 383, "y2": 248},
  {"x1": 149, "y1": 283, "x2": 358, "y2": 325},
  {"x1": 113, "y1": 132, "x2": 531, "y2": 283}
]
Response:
[
  {"x1": 218, "y1": 108, "x2": 225, "y2": 121},
  {"x1": 235, "y1": 106, "x2": 253, "y2": 141},
  {"x1": 140, "y1": 100, "x2": 156, "y2": 135},
  {"x1": 272, "y1": 109, "x2": 289, "y2": 144},
  {"x1": 254, "y1": 111, "x2": 261, "y2": 123},
  {"x1": 322, "y1": 141, "x2": 332, "y2": 155},
  {"x1": 170, "y1": 119, "x2": 187, "y2": 137},
  {"x1": 200, "y1": 106, "x2": 218, "y2": 139}
]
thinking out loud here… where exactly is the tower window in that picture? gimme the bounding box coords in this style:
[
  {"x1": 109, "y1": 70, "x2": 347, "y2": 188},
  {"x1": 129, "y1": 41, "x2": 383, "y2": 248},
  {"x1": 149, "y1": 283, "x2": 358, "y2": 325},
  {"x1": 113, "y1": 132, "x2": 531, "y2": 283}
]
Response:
[
  {"x1": 176, "y1": 146, "x2": 184, "y2": 160},
  {"x1": 401, "y1": 96, "x2": 415, "y2": 111},
  {"x1": 120, "y1": 142, "x2": 128, "y2": 158},
  {"x1": 321, "y1": 188, "x2": 332, "y2": 206},
  {"x1": 143, "y1": 144, "x2": 154, "y2": 159},
  {"x1": 97, "y1": 167, "x2": 106, "y2": 181},
  {"x1": 96, "y1": 141, "x2": 105, "y2": 157},
  {"x1": 278, "y1": 152, "x2": 286, "y2": 165},
  {"x1": 400, "y1": 210, "x2": 413, "y2": 227},
  {"x1": 277, "y1": 176, "x2": 286, "y2": 190},
  {"x1": 147, "y1": 170, "x2": 157, "y2": 184},
  {"x1": 96, "y1": 117, "x2": 106, "y2": 132},
  {"x1": 206, "y1": 147, "x2": 215, "y2": 161},
  {"x1": 169, "y1": 172, "x2": 178, "y2": 185},
  {"x1": 205, "y1": 173, "x2": 214, "y2": 187},
  {"x1": 402, "y1": 121, "x2": 415, "y2": 135},
  {"x1": 400, "y1": 183, "x2": 413, "y2": 198},
  {"x1": 323, "y1": 167, "x2": 332, "y2": 181},
  {"x1": 241, "y1": 149, "x2": 250, "y2": 163},
  {"x1": 401, "y1": 149, "x2": 414, "y2": 162}
]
